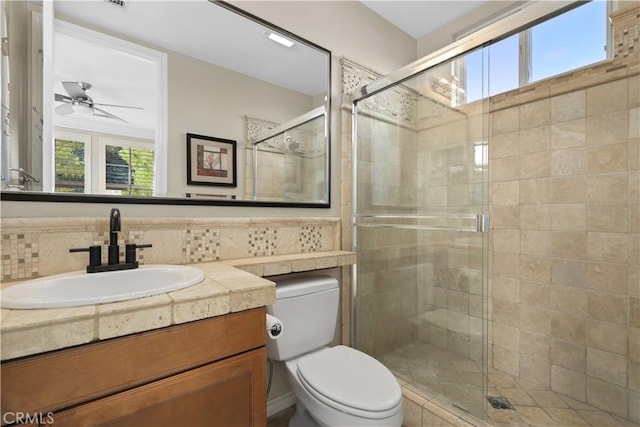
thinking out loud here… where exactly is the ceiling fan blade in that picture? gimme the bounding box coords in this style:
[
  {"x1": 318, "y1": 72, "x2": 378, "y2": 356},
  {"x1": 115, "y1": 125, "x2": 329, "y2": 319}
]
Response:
[
  {"x1": 93, "y1": 102, "x2": 143, "y2": 110},
  {"x1": 93, "y1": 107, "x2": 128, "y2": 124},
  {"x1": 62, "y1": 81, "x2": 91, "y2": 99},
  {"x1": 55, "y1": 93, "x2": 72, "y2": 103},
  {"x1": 55, "y1": 103, "x2": 75, "y2": 116}
]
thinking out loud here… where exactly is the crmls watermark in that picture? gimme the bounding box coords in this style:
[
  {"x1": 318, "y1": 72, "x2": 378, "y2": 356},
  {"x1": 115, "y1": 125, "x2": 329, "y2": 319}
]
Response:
[{"x1": 2, "y1": 412, "x2": 55, "y2": 425}]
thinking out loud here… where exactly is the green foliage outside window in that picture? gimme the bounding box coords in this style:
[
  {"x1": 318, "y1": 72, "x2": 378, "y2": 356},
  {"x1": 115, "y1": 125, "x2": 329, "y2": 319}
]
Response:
[{"x1": 55, "y1": 139, "x2": 85, "y2": 193}]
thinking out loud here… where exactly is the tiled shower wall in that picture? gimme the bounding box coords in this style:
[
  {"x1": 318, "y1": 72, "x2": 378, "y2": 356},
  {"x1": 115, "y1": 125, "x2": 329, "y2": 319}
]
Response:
[
  {"x1": 488, "y1": 46, "x2": 639, "y2": 425},
  {"x1": 1, "y1": 217, "x2": 339, "y2": 282},
  {"x1": 341, "y1": 3, "x2": 639, "y2": 423},
  {"x1": 244, "y1": 116, "x2": 327, "y2": 202}
]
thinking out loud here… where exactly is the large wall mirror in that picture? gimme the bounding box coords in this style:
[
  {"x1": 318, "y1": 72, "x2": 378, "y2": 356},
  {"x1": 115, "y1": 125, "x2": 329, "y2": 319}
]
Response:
[{"x1": 1, "y1": 0, "x2": 331, "y2": 207}]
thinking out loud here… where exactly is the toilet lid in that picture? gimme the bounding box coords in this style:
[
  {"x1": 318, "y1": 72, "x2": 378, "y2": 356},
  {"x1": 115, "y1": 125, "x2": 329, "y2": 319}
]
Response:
[{"x1": 296, "y1": 346, "x2": 402, "y2": 413}]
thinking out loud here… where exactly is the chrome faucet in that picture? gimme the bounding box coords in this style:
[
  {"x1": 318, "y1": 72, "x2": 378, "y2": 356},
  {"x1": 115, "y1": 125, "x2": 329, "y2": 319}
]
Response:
[{"x1": 70, "y1": 208, "x2": 152, "y2": 273}]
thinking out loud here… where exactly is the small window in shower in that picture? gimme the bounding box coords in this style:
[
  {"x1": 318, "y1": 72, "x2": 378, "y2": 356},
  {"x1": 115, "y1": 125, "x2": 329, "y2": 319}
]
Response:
[{"x1": 461, "y1": 0, "x2": 608, "y2": 103}]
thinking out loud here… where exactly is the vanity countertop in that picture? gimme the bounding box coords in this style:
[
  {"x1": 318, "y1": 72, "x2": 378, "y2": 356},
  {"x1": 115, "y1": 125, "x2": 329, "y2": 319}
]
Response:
[{"x1": 0, "y1": 250, "x2": 356, "y2": 361}]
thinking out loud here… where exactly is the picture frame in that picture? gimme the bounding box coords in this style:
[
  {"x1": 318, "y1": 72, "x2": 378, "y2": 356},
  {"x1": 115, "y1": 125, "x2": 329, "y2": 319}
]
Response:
[{"x1": 186, "y1": 133, "x2": 237, "y2": 187}]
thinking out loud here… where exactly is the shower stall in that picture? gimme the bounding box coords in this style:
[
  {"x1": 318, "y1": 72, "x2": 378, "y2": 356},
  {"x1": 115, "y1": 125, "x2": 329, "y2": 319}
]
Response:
[
  {"x1": 351, "y1": 1, "x2": 639, "y2": 425},
  {"x1": 248, "y1": 106, "x2": 328, "y2": 203}
]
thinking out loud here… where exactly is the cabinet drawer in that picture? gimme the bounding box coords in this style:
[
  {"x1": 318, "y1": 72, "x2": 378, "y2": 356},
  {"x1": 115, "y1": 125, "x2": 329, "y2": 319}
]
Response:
[
  {"x1": 1, "y1": 307, "x2": 266, "y2": 417},
  {"x1": 53, "y1": 348, "x2": 267, "y2": 427}
]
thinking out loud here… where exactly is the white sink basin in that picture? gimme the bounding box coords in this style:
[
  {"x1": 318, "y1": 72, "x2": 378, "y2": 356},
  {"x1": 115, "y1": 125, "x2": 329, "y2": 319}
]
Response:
[{"x1": 1, "y1": 265, "x2": 205, "y2": 309}]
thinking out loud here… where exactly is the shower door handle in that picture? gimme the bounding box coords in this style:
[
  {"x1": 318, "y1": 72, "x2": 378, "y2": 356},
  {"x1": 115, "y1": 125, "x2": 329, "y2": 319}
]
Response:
[
  {"x1": 475, "y1": 214, "x2": 490, "y2": 233},
  {"x1": 354, "y1": 213, "x2": 490, "y2": 233}
]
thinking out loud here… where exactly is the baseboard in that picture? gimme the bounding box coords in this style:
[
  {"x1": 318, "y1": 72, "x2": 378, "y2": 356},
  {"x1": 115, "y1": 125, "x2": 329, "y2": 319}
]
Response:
[{"x1": 267, "y1": 392, "x2": 296, "y2": 417}]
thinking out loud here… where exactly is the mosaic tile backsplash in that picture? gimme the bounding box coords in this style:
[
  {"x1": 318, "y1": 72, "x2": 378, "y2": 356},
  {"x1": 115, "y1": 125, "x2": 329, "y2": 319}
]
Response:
[{"x1": 0, "y1": 217, "x2": 338, "y2": 282}]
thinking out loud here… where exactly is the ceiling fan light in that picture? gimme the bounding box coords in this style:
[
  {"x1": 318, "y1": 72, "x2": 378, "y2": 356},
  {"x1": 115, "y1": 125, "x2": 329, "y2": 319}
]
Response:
[
  {"x1": 73, "y1": 103, "x2": 94, "y2": 115},
  {"x1": 266, "y1": 31, "x2": 294, "y2": 48}
]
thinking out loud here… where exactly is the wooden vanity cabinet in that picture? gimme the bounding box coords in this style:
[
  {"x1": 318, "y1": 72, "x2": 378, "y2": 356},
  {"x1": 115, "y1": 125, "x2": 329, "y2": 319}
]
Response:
[{"x1": 1, "y1": 307, "x2": 267, "y2": 427}]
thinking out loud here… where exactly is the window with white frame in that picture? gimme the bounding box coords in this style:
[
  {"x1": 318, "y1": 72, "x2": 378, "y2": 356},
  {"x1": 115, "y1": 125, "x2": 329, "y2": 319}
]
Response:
[
  {"x1": 460, "y1": 0, "x2": 609, "y2": 103},
  {"x1": 54, "y1": 130, "x2": 154, "y2": 195}
]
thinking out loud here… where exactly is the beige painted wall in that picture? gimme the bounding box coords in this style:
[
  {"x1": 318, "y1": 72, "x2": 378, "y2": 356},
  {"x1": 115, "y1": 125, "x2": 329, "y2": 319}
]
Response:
[{"x1": 167, "y1": 51, "x2": 314, "y2": 199}]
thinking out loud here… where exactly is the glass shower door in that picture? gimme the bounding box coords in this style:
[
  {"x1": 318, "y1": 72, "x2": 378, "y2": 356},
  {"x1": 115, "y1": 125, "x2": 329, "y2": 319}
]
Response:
[{"x1": 352, "y1": 48, "x2": 489, "y2": 420}]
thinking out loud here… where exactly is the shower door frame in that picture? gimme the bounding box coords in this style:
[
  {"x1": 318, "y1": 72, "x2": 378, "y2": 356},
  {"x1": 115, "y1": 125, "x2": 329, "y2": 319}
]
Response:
[
  {"x1": 349, "y1": 0, "x2": 588, "y2": 358},
  {"x1": 348, "y1": 0, "x2": 591, "y2": 421}
]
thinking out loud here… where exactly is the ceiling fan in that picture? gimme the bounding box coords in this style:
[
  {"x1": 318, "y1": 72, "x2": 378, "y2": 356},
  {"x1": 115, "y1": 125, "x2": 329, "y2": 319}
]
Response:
[{"x1": 55, "y1": 81, "x2": 142, "y2": 124}]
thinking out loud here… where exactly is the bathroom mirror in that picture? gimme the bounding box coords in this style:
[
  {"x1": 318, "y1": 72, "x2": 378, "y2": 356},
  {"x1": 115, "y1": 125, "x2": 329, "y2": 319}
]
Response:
[{"x1": 1, "y1": 0, "x2": 331, "y2": 207}]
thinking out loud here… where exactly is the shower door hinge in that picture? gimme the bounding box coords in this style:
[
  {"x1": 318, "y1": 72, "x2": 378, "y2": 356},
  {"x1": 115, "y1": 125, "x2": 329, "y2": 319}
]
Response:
[{"x1": 476, "y1": 214, "x2": 490, "y2": 233}]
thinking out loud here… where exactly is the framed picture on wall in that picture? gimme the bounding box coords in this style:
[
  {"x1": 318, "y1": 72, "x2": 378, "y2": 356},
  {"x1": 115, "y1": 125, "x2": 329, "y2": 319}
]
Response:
[{"x1": 186, "y1": 133, "x2": 237, "y2": 187}]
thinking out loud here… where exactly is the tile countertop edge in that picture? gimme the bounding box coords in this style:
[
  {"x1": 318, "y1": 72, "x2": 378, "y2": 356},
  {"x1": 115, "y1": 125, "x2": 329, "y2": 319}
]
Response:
[{"x1": 0, "y1": 250, "x2": 356, "y2": 361}]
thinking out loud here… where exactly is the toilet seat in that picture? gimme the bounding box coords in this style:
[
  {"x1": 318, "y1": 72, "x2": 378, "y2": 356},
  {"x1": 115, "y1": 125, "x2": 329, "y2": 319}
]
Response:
[{"x1": 296, "y1": 346, "x2": 402, "y2": 419}]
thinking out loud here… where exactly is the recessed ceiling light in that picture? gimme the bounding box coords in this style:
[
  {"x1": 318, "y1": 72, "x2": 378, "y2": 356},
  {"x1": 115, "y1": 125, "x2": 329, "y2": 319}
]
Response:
[{"x1": 266, "y1": 31, "x2": 294, "y2": 48}]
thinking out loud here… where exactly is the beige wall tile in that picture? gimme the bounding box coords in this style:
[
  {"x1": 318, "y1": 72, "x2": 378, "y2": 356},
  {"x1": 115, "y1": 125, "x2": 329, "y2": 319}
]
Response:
[
  {"x1": 552, "y1": 176, "x2": 586, "y2": 203},
  {"x1": 520, "y1": 204, "x2": 551, "y2": 230},
  {"x1": 551, "y1": 365, "x2": 586, "y2": 402},
  {"x1": 493, "y1": 323, "x2": 520, "y2": 350},
  {"x1": 586, "y1": 110, "x2": 629, "y2": 145},
  {"x1": 520, "y1": 330, "x2": 550, "y2": 360},
  {"x1": 586, "y1": 79, "x2": 628, "y2": 116},
  {"x1": 218, "y1": 228, "x2": 251, "y2": 259},
  {"x1": 520, "y1": 354, "x2": 550, "y2": 388},
  {"x1": 587, "y1": 319, "x2": 627, "y2": 355},
  {"x1": 552, "y1": 119, "x2": 586, "y2": 150},
  {"x1": 520, "y1": 178, "x2": 552, "y2": 204},
  {"x1": 493, "y1": 345, "x2": 520, "y2": 377},
  {"x1": 491, "y1": 182, "x2": 519, "y2": 205},
  {"x1": 551, "y1": 312, "x2": 586, "y2": 344},
  {"x1": 520, "y1": 281, "x2": 550, "y2": 308},
  {"x1": 490, "y1": 206, "x2": 520, "y2": 229},
  {"x1": 520, "y1": 152, "x2": 551, "y2": 179},
  {"x1": 493, "y1": 229, "x2": 520, "y2": 253},
  {"x1": 551, "y1": 339, "x2": 586, "y2": 373},
  {"x1": 551, "y1": 232, "x2": 587, "y2": 259},
  {"x1": 492, "y1": 155, "x2": 521, "y2": 182},
  {"x1": 520, "y1": 126, "x2": 551, "y2": 154},
  {"x1": 520, "y1": 255, "x2": 551, "y2": 282},
  {"x1": 142, "y1": 229, "x2": 183, "y2": 265},
  {"x1": 586, "y1": 261, "x2": 628, "y2": 294},
  {"x1": 588, "y1": 142, "x2": 629, "y2": 173},
  {"x1": 521, "y1": 230, "x2": 552, "y2": 256},
  {"x1": 520, "y1": 99, "x2": 550, "y2": 129},
  {"x1": 587, "y1": 377, "x2": 628, "y2": 418},
  {"x1": 492, "y1": 107, "x2": 520, "y2": 134},
  {"x1": 587, "y1": 290, "x2": 628, "y2": 324},
  {"x1": 39, "y1": 232, "x2": 93, "y2": 276},
  {"x1": 587, "y1": 204, "x2": 629, "y2": 232},
  {"x1": 490, "y1": 131, "x2": 520, "y2": 159},
  {"x1": 550, "y1": 286, "x2": 587, "y2": 315},
  {"x1": 551, "y1": 204, "x2": 586, "y2": 231},
  {"x1": 551, "y1": 258, "x2": 586, "y2": 288},
  {"x1": 491, "y1": 276, "x2": 519, "y2": 303},
  {"x1": 520, "y1": 306, "x2": 551, "y2": 335},
  {"x1": 587, "y1": 232, "x2": 628, "y2": 263},
  {"x1": 587, "y1": 173, "x2": 629, "y2": 203},
  {"x1": 493, "y1": 252, "x2": 520, "y2": 279},
  {"x1": 492, "y1": 298, "x2": 521, "y2": 327},
  {"x1": 552, "y1": 90, "x2": 586, "y2": 123},
  {"x1": 552, "y1": 147, "x2": 587, "y2": 176},
  {"x1": 587, "y1": 348, "x2": 628, "y2": 386},
  {"x1": 630, "y1": 296, "x2": 640, "y2": 328}
]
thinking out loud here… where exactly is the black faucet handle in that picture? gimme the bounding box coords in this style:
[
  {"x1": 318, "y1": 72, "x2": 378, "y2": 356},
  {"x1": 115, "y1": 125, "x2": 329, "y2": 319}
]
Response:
[
  {"x1": 70, "y1": 245, "x2": 102, "y2": 268},
  {"x1": 125, "y1": 243, "x2": 153, "y2": 264}
]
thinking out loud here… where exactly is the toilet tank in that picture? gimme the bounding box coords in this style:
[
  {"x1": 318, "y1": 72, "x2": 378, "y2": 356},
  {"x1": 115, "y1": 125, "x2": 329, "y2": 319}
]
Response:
[{"x1": 267, "y1": 275, "x2": 339, "y2": 361}]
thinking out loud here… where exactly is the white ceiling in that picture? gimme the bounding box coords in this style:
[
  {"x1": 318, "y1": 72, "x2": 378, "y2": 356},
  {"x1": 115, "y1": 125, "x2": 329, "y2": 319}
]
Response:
[
  {"x1": 52, "y1": 1, "x2": 490, "y2": 135},
  {"x1": 361, "y1": 1, "x2": 488, "y2": 39},
  {"x1": 53, "y1": 0, "x2": 329, "y2": 136}
]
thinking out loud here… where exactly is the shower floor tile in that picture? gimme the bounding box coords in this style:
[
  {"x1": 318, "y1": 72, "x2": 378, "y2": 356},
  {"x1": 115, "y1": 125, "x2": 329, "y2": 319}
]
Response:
[{"x1": 380, "y1": 341, "x2": 640, "y2": 427}]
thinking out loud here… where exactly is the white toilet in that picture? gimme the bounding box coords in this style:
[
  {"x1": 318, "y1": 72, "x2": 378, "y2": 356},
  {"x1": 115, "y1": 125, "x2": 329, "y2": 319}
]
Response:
[{"x1": 267, "y1": 276, "x2": 403, "y2": 427}]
